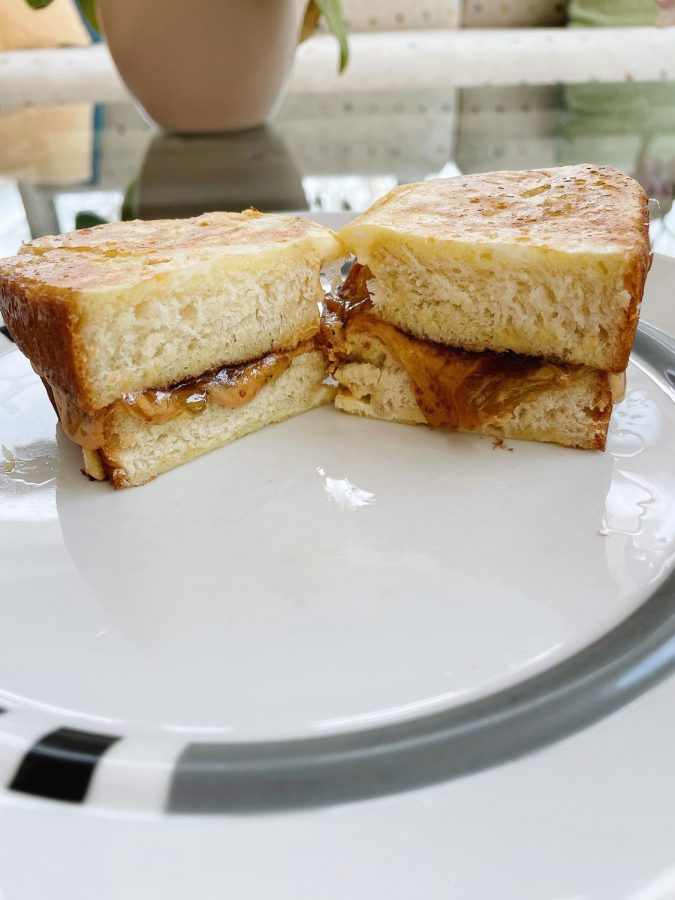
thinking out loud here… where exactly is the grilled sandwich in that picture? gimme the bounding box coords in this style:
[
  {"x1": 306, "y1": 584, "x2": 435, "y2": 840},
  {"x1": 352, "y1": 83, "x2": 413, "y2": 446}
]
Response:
[
  {"x1": 326, "y1": 165, "x2": 649, "y2": 449},
  {"x1": 0, "y1": 210, "x2": 340, "y2": 486}
]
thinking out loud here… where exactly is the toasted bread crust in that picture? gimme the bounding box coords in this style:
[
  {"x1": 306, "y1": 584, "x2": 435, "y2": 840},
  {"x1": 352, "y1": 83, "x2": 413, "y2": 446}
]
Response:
[
  {"x1": 8, "y1": 210, "x2": 341, "y2": 290},
  {"x1": 341, "y1": 165, "x2": 648, "y2": 254},
  {"x1": 618, "y1": 217, "x2": 652, "y2": 371},
  {"x1": 0, "y1": 276, "x2": 87, "y2": 401},
  {"x1": 97, "y1": 450, "x2": 131, "y2": 490}
]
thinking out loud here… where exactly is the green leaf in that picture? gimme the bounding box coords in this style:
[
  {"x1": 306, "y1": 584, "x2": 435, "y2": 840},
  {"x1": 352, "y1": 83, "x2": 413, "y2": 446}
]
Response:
[
  {"x1": 313, "y1": 0, "x2": 349, "y2": 73},
  {"x1": 75, "y1": 211, "x2": 107, "y2": 230},
  {"x1": 25, "y1": 0, "x2": 99, "y2": 32},
  {"x1": 77, "y1": 0, "x2": 100, "y2": 33},
  {"x1": 121, "y1": 179, "x2": 139, "y2": 221}
]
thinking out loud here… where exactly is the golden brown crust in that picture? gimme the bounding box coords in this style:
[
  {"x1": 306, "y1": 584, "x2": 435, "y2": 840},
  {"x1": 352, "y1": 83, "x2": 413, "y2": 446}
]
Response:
[
  {"x1": 0, "y1": 276, "x2": 87, "y2": 401},
  {"x1": 80, "y1": 448, "x2": 127, "y2": 486},
  {"x1": 79, "y1": 448, "x2": 137, "y2": 489},
  {"x1": 587, "y1": 381, "x2": 612, "y2": 451},
  {"x1": 6, "y1": 209, "x2": 338, "y2": 291},
  {"x1": 341, "y1": 164, "x2": 649, "y2": 255},
  {"x1": 98, "y1": 451, "x2": 136, "y2": 490},
  {"x1": 615, "y1": 203, "x2": 652, "y2": 371}
]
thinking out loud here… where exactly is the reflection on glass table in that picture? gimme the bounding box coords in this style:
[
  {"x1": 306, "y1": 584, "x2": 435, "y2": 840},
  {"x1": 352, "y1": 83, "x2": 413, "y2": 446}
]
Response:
[{"x1": 0, "y1": 78, "x2": 674, "y2": 259}]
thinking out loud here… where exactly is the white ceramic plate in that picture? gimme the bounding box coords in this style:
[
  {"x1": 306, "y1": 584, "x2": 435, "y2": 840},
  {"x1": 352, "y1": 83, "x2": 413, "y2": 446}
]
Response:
[{"x1": 0, "y1": 246, "x2": 674, "y2": 815}]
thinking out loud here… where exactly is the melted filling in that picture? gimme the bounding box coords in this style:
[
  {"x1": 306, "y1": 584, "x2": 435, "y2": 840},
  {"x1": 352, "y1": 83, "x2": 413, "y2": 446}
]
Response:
[
  {"x1": 49, "y1": 383, "x2": 107, "y2": 450},
  {"x1": 122, "y1": 351, "x2": 294, "y2": 424},
  {"x1": 49, "y1": 340, "x2": 315, "y2": 451},
  {"x1": 322, "y1": 263, "x2": 613, "y2": 430}
]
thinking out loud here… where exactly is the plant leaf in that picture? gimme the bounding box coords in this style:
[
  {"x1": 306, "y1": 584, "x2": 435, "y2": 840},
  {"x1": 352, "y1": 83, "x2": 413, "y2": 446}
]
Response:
[
  {"x1": 300, "y1": 0, "x2": 321, "y2": 42},
  {"x1": 24, "y1": 0, "x2": 54, "y2": 8},
  {"x1": 76, "y1": 211, "x2": 107, "y2": 230},
  {"x1": 121, "y1": 179, "x2": 139, "y2": 221},
  {"x1": 78, "y1": 0, "x2": 100, "y2": 33},
  {"x1": 312, "y1": 0, "x2": 349, "y2": 72}
]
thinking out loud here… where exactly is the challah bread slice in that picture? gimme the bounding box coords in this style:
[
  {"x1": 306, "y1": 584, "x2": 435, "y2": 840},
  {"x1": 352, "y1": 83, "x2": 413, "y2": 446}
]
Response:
[
  {"x1": 339, "y1": 165, "x2": 650, "y2": 372},
  {"x1": 0, "y1": 210, "x2": 341, "y2": 413},
  {"x1": 328, "y1": 315, "x2": 615, "y2": 451},
  {"x1": 52, "y1": 348, "x2": 332, "y2": 488}
]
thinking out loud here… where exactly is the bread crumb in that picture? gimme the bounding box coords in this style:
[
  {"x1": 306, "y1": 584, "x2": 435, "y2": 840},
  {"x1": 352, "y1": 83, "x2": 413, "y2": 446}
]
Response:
[{"x1": 492, "y1": 437, "x2": 513, "y2": 451}]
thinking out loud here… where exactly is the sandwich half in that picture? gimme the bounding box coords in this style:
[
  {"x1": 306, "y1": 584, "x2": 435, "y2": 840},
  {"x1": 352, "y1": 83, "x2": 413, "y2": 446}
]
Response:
[
  {"x1": 328, "y1": 165, "x2": 650, "y2": 450},
  {"x1": 0, "y1": 210, "x2": 341, "y2": 486}
]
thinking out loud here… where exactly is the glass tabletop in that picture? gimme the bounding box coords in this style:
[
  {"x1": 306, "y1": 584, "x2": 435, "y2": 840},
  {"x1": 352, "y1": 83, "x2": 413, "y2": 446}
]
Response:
[{"x1": 1, "y1": 78, "x2": 674, "y2": 263}]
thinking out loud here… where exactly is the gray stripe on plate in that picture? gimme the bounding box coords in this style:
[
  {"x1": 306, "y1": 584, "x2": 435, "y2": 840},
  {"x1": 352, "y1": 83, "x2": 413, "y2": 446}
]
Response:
[
  {"x1": 168, "y1": 324, "x2": 675, "y2": 813},
  {"x1": 0, "y1": 324, "x2": 671, "y2": 813},
  {"x1": 170, "y1": 564, "x2": 675, "y2": 813}
]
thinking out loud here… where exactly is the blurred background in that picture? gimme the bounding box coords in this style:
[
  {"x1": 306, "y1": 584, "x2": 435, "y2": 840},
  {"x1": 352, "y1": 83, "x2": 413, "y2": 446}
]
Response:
[{"x1": 1, "y1": 0, "x2": 675, "y2": 270}]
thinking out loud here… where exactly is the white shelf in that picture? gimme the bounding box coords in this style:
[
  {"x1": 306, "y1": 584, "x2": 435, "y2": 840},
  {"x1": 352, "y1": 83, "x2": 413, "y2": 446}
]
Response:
[{"x1": 1, "y1": 27, "x2": 674, "y2": 112}]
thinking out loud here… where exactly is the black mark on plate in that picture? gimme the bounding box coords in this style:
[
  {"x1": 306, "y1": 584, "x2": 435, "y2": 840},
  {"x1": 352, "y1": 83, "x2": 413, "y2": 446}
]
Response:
[{"x1": 9, "y1": 727, "x2": 120, "y2": 803}]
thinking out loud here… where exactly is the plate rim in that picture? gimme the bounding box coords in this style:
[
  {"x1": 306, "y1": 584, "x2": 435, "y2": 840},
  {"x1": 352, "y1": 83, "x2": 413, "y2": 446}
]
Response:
[{"x1": 0, "y1": 323, "x2": 674, "y2": 813}]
